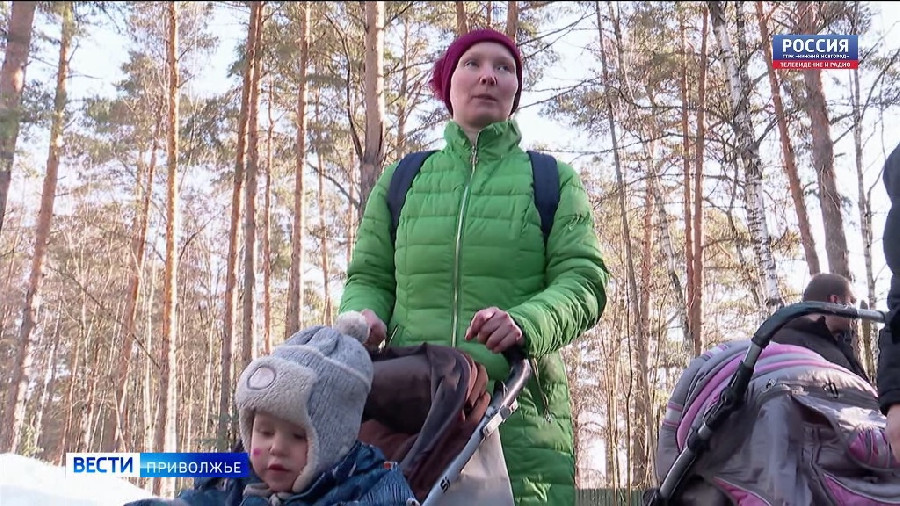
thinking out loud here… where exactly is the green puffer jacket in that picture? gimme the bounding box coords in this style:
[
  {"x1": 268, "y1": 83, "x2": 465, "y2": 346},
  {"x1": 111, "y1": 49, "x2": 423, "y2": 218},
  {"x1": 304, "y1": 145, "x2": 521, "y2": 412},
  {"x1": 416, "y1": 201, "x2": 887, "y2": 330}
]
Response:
[{"x1": 339, "y1": 119, "x2": 609, "y2": 506}]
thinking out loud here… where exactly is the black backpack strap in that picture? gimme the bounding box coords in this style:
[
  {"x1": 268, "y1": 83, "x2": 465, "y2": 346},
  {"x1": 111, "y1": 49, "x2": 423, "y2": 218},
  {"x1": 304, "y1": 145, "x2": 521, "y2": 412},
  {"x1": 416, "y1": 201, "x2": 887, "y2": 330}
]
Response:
[
  {"x1": 527, "y1": 150, "x2": 560, "y2": 245},
  {"x1": 387, "y1": 150, "x2": 436, "y2": 246}
]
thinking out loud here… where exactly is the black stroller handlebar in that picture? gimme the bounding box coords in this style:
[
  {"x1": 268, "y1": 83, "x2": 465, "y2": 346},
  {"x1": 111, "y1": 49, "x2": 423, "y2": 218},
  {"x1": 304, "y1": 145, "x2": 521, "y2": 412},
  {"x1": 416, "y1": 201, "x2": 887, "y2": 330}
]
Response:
[
  {"x1": 753, "y1": 301, "x2": 887, "y2": 347},
  {"x1": 496, "y1": 345, "x2": 533, "y2": 412},
  {"x1": 645, "y1": 301, "x2": 889, "y2": 506}
]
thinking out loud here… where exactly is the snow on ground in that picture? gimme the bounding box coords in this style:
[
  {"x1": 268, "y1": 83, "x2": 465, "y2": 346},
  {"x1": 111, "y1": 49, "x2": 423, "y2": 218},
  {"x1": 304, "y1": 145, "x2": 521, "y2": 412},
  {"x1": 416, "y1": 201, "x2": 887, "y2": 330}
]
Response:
[{"x1": 0, "y1": 453, "x2": 158, "y2": 506}]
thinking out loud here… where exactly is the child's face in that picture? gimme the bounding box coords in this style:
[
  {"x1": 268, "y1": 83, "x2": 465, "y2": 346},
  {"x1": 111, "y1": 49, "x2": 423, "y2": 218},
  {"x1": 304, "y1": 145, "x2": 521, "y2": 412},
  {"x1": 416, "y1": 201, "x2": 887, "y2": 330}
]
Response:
[{"x1": 249, "y1": 411, "x2": 309, "y2": 493}]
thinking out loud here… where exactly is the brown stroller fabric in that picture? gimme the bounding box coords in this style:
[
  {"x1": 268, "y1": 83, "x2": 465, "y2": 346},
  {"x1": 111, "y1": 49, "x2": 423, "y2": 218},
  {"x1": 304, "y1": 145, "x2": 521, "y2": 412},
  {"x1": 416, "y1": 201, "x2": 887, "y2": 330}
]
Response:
[{"x1": 358, "y1": 343, "x2": 491, "y2": 502}]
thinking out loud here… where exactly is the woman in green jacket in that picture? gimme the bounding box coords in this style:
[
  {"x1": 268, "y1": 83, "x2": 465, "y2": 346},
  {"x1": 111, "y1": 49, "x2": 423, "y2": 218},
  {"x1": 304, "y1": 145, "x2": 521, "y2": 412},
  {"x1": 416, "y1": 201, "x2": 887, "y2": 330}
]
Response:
[{"x1": 338, "y1": 27, "x2": 609, "y2": 506}]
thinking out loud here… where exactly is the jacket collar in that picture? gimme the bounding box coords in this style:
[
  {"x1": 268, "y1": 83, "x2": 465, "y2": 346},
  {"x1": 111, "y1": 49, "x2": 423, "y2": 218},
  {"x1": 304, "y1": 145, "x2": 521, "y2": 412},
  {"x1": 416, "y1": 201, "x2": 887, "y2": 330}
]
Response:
[
  {"x1": 243, "y1": 442, "x2": 386, "y2": 505},
  {"x1": 442, "y1": 119, "x2": 523, "y2": 161}
]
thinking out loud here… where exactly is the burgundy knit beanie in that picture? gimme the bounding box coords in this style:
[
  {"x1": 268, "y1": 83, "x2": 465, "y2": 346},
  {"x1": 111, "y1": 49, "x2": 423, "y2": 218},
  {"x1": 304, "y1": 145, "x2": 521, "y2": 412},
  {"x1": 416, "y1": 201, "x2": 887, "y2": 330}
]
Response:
[{"x1": 430, "y1": 28, "x2": 524, "y2": 116}]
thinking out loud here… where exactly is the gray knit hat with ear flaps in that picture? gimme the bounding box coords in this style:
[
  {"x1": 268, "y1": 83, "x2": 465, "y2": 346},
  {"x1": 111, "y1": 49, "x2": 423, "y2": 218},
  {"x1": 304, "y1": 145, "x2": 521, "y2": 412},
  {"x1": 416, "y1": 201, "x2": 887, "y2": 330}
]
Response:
[{"x1": 235, "y1": 311, "x2": 373, "y2": 493}]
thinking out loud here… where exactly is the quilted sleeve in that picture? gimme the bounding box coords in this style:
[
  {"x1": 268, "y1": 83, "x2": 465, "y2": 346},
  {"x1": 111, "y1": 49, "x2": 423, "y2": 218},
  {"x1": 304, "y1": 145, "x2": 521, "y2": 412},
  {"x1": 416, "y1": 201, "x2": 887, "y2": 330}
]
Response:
[
  {"x1": 507, "y1": 161, "x2": 609, "y2": 357},
  {"x1": 339, "y1": 163, "x2": 399, "y2": 325}
]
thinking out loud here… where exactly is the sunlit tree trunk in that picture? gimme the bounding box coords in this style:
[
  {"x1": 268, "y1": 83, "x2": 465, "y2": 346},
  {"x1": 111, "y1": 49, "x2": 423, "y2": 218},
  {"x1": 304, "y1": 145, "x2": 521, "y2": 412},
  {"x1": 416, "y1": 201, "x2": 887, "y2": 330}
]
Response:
[
  {"x1": 709, "y1": 0, "x2": 782, "y2": 311},
  {"x1": 0, "y1": 0, "x2": 38, "y2": 234},
  {"x1": 153, "y1": 2, "x2": 180, "y2": 496},
  {"x1": 2, "y1": 2, "x2": 73, "y2": 453},
  {"x1": 286, "y1": 4, "x2": 310, "y2": 339}
]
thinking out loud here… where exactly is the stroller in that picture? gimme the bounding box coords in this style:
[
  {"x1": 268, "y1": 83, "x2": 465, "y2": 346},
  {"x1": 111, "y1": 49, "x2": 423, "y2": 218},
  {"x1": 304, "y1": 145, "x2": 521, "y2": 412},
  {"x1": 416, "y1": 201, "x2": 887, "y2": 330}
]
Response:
[
  {"x1": 177, "y1": 344, "x2": 530, "y2": 506},
  {"x1": 359, "y1": 343, "x2": 530, "y2": 505},
  {"x1": 644, "y1": 302, "x2": 900, "y2": 505}
]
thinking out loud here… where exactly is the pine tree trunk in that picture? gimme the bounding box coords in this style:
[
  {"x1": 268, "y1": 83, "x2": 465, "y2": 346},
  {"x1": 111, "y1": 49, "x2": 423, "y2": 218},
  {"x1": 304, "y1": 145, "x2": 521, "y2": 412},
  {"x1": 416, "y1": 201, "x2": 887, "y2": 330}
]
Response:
[
  {"x1": 358, "y1": 1, "x2": 385, "y2": 219},
  {"x1": 242, "y1": 0, "x2": 264, "y2": 369},
  {"x1": 456, "y1": 2, "x2": 468, "y2": 35},
  {"x1": 506, "y1": 1, "x2": 517, "y2": 42},
  {"x1": 286, "y1": 4, "x2": 309, "y2": 339},
  {"x1": 691, "y1": 4, "x2": 708, "y2": 353},
  {"x1": 754, "y1": 1, "x2": 819, "y2": 276},
  {"x1": 486, "y1": 1, "x2": 493, "y2": 28},
  {"x1": 708, "y1": 0, "x2": 782, "y2": 310},
  {"x1": 799, "y1": 4, "x2": 849, "y2": 279},
  {"x1": 218, "y1": 0, "x2": 257, "y2": 449},
  {"x1": 263, "y1": 79, "x2": 274, "y2": 354},
  {"x1": 679, "y1": 16, "x2": 695, "y2": 353},
  {"x1": 153, "y1": 2, "x2": 180, "y2": 496},
  {"x1": 0, "y1": 0, "x2": 38, "y2": 234},
  {"x1": 2, "y1": 3, "x2": 73, "y2": 453}
]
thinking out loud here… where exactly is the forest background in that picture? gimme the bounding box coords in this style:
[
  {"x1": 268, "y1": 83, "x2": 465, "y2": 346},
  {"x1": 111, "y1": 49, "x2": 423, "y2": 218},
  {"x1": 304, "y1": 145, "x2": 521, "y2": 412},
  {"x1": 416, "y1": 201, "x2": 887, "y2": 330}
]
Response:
[{"x1": 0, "y1": 0, "x2": 898, "y2": 500}]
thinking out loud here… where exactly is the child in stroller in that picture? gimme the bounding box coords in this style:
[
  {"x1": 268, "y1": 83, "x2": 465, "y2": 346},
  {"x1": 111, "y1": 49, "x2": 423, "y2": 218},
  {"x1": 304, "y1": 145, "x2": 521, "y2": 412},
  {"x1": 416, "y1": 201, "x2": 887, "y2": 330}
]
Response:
[
  {"x1": 126, "y1": 311, "x2": 418, "y2": 506},
  {"x1": 126, "y1": 311, "x2": 530, "y2": 506},
  {"x1": 645, "y1": 302, "x2": 900, "y2": 505}
]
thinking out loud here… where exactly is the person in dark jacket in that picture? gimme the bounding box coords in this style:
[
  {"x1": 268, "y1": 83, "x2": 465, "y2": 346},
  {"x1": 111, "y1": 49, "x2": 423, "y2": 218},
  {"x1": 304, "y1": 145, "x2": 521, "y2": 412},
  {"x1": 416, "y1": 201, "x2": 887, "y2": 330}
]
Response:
[
  {"x1": 880, "y1": 141, "x2": 900, "y2": 461},
  {"x1": 772, "y1": 273, "x2": 869, "y2": 381}
]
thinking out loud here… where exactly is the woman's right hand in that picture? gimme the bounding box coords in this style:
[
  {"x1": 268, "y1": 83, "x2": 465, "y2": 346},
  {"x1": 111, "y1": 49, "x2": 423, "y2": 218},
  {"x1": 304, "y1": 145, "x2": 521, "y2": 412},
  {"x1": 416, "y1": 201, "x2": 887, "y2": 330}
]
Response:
[{"x1": 361, "y1": 309, "x2": 387, "y2": 349}]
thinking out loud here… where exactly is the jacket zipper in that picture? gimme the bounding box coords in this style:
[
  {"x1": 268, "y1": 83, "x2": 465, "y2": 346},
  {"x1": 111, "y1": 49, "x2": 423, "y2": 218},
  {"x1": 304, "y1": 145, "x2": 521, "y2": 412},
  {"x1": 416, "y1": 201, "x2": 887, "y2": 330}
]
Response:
[
  {"x1": 530, "y1": 357, "x2": 552, "y2": 421},
  {"x1": 451, "y1": 133, "x2": 479, "y2": 348}
]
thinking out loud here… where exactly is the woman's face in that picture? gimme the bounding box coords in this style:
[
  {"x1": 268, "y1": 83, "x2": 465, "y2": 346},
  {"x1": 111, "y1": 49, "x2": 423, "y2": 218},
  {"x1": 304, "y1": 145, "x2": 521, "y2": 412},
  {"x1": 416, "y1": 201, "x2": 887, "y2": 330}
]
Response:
[{"x1": 449, "y1": 42, "x2": 519, "y2": 131}]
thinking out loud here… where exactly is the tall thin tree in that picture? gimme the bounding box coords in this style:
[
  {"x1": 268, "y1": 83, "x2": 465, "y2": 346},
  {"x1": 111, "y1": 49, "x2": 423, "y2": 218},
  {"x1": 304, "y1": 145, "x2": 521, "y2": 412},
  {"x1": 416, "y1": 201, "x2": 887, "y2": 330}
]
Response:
[
  {"x1": 153, "y1": 1, "x2": 180, "y2": 497},
  {"x1": 1, "y1": 1, "x2": 73, "y2": 454},
  {"x1": 0, "y1": 0, "x2": 38, "y2": 234}
]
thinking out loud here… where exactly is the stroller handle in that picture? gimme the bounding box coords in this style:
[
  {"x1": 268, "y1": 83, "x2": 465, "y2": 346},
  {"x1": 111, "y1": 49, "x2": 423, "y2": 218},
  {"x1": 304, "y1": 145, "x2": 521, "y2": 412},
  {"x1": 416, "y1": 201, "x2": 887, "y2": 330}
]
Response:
[
  {"x1": 753, "y1": 301, "x2": 887, "y2": 348},
  {"x1": 497, "y1": 345, "x2": 533, "y2": 411}
]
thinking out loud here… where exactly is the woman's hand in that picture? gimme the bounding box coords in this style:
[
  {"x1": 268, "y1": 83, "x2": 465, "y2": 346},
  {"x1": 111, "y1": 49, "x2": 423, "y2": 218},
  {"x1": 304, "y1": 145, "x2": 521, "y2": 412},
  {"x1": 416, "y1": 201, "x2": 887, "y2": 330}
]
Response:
[
  {"x1": 464, "y1": 307, "x2": 523, "y2": 354},
  {"x1": 360, "y1": 309, "x2": 387, "y2": 349}
]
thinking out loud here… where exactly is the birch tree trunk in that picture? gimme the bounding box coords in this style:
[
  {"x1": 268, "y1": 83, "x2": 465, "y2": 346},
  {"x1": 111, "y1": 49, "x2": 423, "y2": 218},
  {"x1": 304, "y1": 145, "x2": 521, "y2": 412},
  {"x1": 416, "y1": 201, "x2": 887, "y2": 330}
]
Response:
[
  {"x1": 286, "y1": 4, "x2": 310, "y2": 339},
  {"x1": 754, "y1": 1, "x2": 820, "y2": 276},
  {"x1": 0, "y1": 0, "x2": 38, "y2": 234},
  {"x1": 2, "y1": 2, "x2": 73, "y2": 454},
  {"x1": 708, "y1": 0, "x2": 782, "y2": 311},
  {"x1": 153, "y1": 2, "x2": 180, "y2": 496}
]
